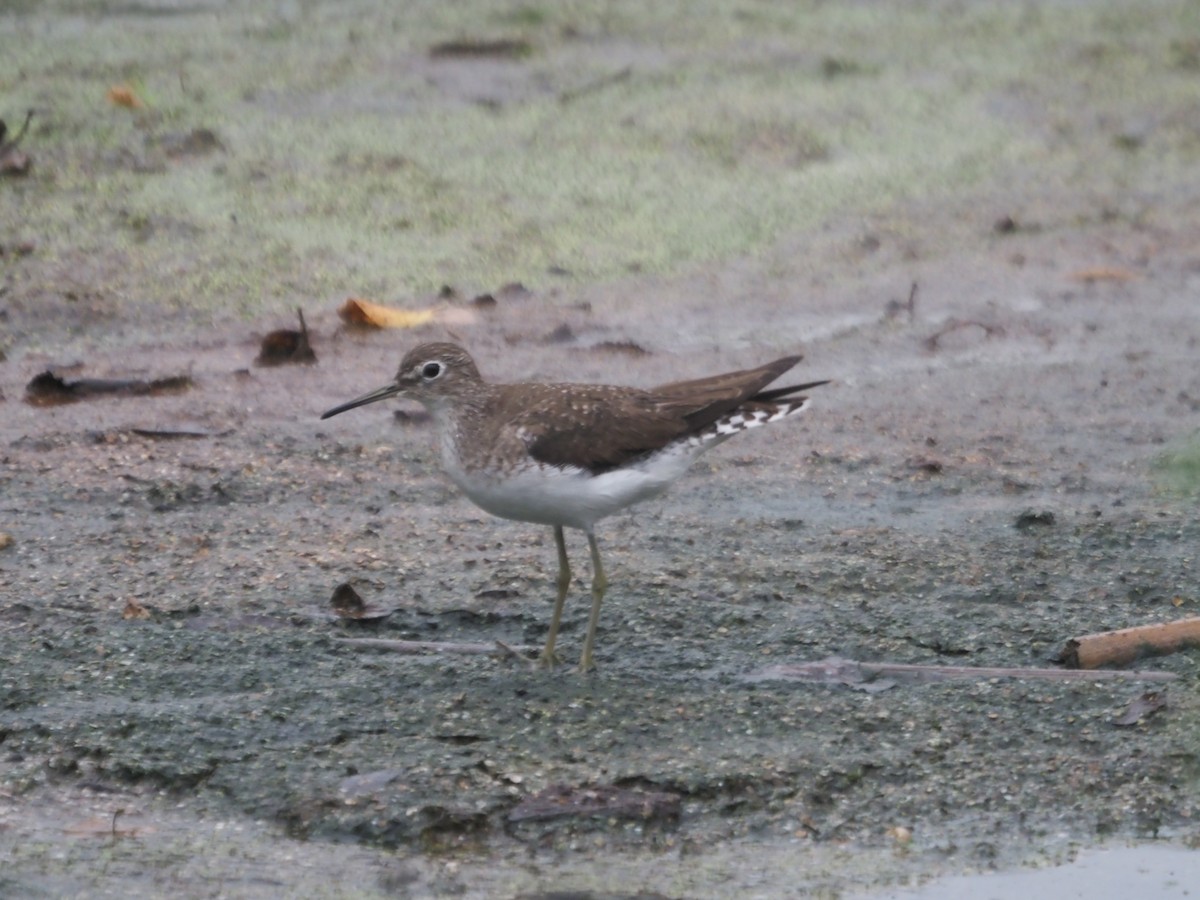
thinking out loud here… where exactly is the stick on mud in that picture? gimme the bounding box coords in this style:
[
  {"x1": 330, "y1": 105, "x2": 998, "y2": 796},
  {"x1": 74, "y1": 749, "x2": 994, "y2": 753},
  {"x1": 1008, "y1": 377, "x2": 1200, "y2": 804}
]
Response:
[{"x1": 1058, "y1": 618, "x2": 1200, "y2": 669}]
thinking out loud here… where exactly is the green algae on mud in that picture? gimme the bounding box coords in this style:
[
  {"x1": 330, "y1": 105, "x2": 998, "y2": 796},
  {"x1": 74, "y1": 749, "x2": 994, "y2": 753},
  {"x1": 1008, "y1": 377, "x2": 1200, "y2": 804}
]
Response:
[
  {"x1": 1156, "y1": 437, "x2": 1200, "y2": 496},
  {"x1": 3, "y1": 0, "x2": 1199, "y2": 356}
]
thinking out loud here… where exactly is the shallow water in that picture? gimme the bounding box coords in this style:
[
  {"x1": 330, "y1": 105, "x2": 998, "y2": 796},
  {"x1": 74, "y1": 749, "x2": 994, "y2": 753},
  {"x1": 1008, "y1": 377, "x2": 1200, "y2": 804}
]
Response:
[{"x1": 858, "y1": 845, "x2": 1200, "y2": 900}]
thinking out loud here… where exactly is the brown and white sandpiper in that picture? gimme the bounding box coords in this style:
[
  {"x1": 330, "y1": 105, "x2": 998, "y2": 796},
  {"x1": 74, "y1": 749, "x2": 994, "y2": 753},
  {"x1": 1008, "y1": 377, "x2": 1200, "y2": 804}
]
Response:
[{"x1": 321, "y1": 342, "x2": 827, "y2": 672}]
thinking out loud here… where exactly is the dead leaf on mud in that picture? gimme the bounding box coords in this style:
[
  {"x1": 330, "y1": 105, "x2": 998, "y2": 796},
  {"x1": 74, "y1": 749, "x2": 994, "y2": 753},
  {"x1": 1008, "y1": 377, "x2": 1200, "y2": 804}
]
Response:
[
  {"x1": 884, "y1": 282, "x2": 919, "y2": 321},
  {"x1": 257, "y1": 309, "x2": 317, "y2": 366},
  {"x1": 24, "y1": 371, "x2": 193, "y2": 406},
  {"x1": 906, "y1": 456, "x2": 944, "y2": 476},
  {"x1": 0, "y1": 109, "x2": 34, "y2": 176},
  {"x1": 432, "y1": 733, "x2": 486, "y2": 745},
  {"x1": 128, "y1": 426, "x2": 234, "y2": 440},
  {"x1": 541, "y1": 323, "x2": 575, "y2": 344},
  {"x1": 106, "y1": 84, "x2": 145, "y2": 109},
  {"x1": 122, "y1": 598, "x2": 151, "y2": 620},
  {"x1": 429, "y1": 38, "x2": 533, "y2": 58},
  {"x1": 494, "y1": 282, "x2": 532, "y2": 301},
  {"x1": 1014, "y1": 509, "x2": 1056, "y2": 529},
  {"x1": 1069, "y1": 266, "x2": 1137, "y2": 283},
  {"x1": 993, "y1": 215, "x2": 1019, "y2": 234},
  {"x1": 330, "y1": 582, "x2": 394, "y2": 621},
  {"x1": 507, "y1": 783, "x2": 681, "y2": 824},
  {"x1": 1112, "y1": 689, "x2": 1168, "y2": 727},
  {"x1": 337, "y1": 297, "x2": 476, "y2": 330},
  {"x1": 0, "y1": 532, "x2": 13, "y2": 551},
  {"x1": 590, "y1": 340, "x2": 651, "y2": 356}
]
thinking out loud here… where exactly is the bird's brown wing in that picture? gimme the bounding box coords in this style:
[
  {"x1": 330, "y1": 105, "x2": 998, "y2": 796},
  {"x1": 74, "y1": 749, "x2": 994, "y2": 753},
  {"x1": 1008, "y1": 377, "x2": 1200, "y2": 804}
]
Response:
[
  {"x1": 507, "y1": 384, "x2": 688, "y2": 474},
  {"x1": 648, "y1": 355, "x2": 805, "y2": 432},
  {"x1": 506, "y1": 356, "x2": 815, "y2": 473}
]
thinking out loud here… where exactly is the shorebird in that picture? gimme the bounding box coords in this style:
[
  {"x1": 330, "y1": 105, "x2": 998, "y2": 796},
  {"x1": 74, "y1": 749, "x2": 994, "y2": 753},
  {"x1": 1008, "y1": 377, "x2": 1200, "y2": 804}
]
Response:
[{"x1": 321, "y1": 342, "x2": 826, "y2": 672}]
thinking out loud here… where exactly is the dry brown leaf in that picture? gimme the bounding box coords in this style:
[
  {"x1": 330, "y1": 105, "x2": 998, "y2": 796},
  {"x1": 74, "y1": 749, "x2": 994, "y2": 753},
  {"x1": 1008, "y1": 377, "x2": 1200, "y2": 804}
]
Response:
[
  {"x1": 25, "y1": 371, "x2": 194, "y2": 406},
  {"x1": 257, "y1": 309, "x2": 317, "y2": 366},
  {"x1": 338, "y1": 300, "x2": 436, "y2": 331},
  {"x1": 337, "y1": 298, "x2": 476, "y2": 330},
  {"x1": 1068, "y1": 266, "x2": 1137, "y2": 283},
  {"x1": 338, "y1": 298, "x2": 437, "y2": 329},
  {"x1": 329, "y1": 582, "x2": 393, "y2": 621},
  {"x1": 1112, "y1": 689, "x2": 1168, "y2": 727},
  {"x1": 122, "y1": 598, "x2": 151, "y2": 620},
  {"x1": 107, "y1": 84, "x2": 145, "y2": 109}
]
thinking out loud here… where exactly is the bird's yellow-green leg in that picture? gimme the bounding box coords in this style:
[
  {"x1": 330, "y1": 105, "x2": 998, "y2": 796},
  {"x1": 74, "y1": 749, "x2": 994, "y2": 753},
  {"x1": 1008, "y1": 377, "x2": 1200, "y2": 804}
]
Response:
[
  {"x1": 538, "y1": 525, "x2": 571, "y2": 667},
  {"x1": 578, "y1": 532, "x2": 608, "y2": 673}
]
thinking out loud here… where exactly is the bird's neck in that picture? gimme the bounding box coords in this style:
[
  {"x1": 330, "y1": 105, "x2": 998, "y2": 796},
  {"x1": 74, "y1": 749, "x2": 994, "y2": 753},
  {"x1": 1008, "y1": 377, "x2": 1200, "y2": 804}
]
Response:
[{"x1": 421, "y1": 381, "x2": 496, "y2": 438}]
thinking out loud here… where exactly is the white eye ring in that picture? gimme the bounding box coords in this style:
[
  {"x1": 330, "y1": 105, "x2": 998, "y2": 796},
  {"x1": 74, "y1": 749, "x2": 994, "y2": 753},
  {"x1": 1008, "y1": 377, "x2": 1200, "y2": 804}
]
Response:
[{"x1": 420, "y1": 361, "x2": 444, "y2": 380}]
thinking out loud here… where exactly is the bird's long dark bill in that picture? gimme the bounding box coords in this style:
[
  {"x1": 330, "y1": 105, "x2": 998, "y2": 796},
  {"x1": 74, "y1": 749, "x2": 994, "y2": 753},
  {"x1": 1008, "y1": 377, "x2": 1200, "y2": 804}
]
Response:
[{"x1": 320, "y1": 383, "x2": 402, "y2": 419}]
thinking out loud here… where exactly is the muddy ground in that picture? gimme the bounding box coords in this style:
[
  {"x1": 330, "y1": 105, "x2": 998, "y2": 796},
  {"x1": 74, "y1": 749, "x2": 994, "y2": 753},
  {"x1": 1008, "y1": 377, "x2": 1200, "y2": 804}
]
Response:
[{"x1": 3, "y1": 2, "x2": 1200, "y2": 898}]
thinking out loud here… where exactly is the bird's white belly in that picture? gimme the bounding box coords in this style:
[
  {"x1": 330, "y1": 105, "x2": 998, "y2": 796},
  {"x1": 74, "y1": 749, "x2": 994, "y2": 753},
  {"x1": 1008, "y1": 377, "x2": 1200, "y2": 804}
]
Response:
[{"x1": 444, "y1": 450, "x2": 699, "y2": 531}]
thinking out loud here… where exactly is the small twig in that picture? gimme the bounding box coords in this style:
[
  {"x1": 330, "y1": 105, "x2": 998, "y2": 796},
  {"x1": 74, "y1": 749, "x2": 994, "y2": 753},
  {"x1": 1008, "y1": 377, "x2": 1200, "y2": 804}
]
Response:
[
  {"x1": 1059, "y1": 618, "x2": 1200, "y2": 669},
  {"x1": 747, "y1": 656, "x2": 1178, "y2": 685},
  {"x1": 559, "y1": 66, "x2": 632, "y2": 104},
  {"x1": 335, "y1": 637, "x2": 537, "y2": 656},
  {"x1": 858, "y1": 660, "x2": 1176, "y2": 682},
  {"x1": 0, "y1": 109, "x2": 34, "y2": 153},
  {"x1": 884, "y1": 281, "x2": 918, "y2": 322}
]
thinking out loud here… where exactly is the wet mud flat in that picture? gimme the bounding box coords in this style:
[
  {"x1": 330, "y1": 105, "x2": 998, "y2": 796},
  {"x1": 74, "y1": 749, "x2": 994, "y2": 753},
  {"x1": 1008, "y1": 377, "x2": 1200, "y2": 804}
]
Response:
[
  {"x1": 2, "y1": 228, "x2": 1199, "y2": 896},
  {"x1": 3, "y1": 1, "x2": 1200, "y2": 891},
  {"x1": 2, "y1": 485, "x2": 1198, "y2": 897}
]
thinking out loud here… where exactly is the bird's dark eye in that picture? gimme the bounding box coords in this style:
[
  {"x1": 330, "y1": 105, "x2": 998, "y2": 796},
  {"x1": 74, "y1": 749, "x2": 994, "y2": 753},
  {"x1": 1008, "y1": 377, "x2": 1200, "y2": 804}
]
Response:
[{"x1": 421, "y1": 361, "x2": 443, "y2": 380}]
